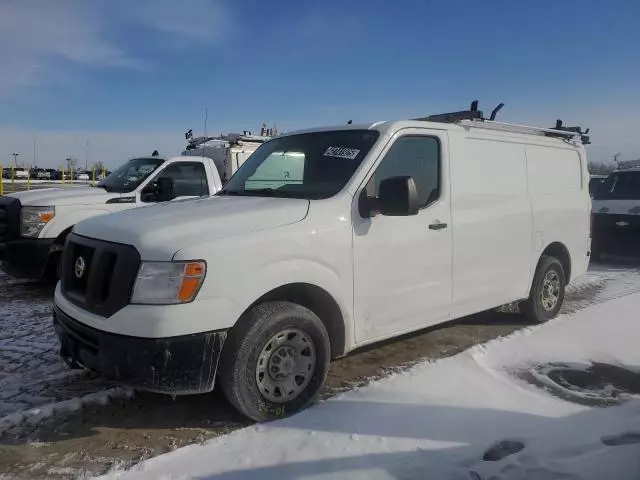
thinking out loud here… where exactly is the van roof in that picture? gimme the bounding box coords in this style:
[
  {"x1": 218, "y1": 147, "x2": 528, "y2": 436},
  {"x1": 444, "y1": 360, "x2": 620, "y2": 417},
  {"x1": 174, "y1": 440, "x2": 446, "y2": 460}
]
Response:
[
  {"x1": 282, "y1": 101, "x2": 589, "y2": 148},
  {"x1": 283, "y1": 119, "x2": 585, "y2": 149}
]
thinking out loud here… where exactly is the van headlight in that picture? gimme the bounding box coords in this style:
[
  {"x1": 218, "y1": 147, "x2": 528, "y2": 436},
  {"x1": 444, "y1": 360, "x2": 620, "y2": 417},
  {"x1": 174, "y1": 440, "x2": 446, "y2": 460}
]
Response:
[
  {"x1": 21, "y1": 206, "x2": 55, "y2": 238},
  {"x1": 131, "y1": 261, "x2": 206, "y2": 304}
]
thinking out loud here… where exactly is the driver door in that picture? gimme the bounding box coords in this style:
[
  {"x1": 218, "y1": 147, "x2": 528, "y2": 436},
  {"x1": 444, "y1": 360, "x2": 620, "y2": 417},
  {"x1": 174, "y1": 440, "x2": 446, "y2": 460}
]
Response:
[{"x1": 353, "y1": 130, "x2": 452, "y2": 344}]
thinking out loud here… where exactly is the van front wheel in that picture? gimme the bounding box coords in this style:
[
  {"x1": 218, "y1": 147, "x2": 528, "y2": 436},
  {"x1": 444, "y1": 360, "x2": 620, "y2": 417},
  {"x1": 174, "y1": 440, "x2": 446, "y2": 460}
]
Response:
[
  {"x1": 218, "y1": 301, "x2": 330, "y2": 422},
  {"x1": 520, "y1": 255, "x2": 566, "y2": 323}
]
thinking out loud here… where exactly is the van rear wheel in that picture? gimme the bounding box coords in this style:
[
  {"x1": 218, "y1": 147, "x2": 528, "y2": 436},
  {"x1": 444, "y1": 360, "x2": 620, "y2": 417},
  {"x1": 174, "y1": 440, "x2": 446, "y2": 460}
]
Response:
[
  {"x1": 520, "y1": 255, "x2": 566, "y2": 323},
  {"x1": 218, "y1": 301, "x2": 330, "y2": 422}
]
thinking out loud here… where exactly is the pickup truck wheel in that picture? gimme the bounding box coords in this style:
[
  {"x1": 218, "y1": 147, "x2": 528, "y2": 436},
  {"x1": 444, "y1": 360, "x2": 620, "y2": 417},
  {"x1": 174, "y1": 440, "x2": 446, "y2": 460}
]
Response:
[
  {"x1": 219, "y1": 301, "x2": 330, "y2": 422},
  {"x1": 520, "y1": 255, "x2": 566, "y2": 323}
]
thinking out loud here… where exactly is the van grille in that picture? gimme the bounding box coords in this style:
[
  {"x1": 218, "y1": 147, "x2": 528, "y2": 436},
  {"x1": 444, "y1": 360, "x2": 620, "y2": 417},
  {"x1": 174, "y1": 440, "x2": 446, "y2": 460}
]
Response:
[{"x1": 61, "y1": 233, "x2": 141, "y2": 317}]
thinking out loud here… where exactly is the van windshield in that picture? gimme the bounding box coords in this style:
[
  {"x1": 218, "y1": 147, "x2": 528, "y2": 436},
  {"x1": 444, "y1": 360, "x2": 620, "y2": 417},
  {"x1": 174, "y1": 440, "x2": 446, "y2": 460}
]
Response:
[
  {"x1": 219, "y1": 130, "x2": 380, "y2": 199},
  {"x1": 594, "y1": 171, "x2": 640, "y2": 200},
  {"x1": 97, "y1": 157, "x2": 164, "y2": 193}
]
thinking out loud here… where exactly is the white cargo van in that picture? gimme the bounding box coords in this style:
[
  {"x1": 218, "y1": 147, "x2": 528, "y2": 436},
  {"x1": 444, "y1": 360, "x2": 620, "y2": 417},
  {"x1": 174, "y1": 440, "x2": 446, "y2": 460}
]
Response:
[{"x1": 53, "y1": 103, "x2": 591, "y2": 421}]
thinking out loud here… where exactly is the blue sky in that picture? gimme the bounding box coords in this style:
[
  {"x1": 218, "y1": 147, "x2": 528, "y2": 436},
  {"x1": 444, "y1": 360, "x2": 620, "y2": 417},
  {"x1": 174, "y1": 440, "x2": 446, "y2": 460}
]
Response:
[{"x1": 0, "y1": 0, "x2": 639, "y2": 167}]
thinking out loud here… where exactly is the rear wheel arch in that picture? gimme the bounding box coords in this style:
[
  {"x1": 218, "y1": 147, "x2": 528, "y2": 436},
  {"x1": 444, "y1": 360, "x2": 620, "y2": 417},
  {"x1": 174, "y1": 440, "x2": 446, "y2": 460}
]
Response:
[{"x1": 540, "y1": 242, "x2": 571, "y2": 281}]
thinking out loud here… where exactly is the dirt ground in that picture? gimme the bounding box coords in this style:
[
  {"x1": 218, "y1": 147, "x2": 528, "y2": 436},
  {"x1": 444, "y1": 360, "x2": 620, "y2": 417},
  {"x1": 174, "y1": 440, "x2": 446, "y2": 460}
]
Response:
[{"x1": 0, "y1": 262, "x2": 638, "y2": 479}]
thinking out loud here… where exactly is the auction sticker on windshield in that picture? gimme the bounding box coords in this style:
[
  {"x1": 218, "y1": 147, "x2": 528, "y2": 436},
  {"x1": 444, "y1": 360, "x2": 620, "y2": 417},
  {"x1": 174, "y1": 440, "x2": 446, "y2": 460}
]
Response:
[{"x1": 323, "y1": 146, "x2": 360, "y2": 160}]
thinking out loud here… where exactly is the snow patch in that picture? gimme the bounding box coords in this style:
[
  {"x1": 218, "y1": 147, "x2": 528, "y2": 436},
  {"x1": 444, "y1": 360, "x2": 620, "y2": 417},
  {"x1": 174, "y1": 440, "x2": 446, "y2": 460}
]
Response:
[
  {"x1": 0, "y1": 387, "x2": 132, "y2": 435},
  {"x1": 103, "y1": 290, "x2": 640, "y2": 480}
]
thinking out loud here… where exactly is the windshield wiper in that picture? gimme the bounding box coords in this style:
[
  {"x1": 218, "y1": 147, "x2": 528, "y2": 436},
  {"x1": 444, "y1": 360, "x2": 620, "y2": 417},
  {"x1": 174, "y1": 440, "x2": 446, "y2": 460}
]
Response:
[
  {"x1": 218, "y1": 188, "x2": 277, "y2": 197},
  {"x1": 217, "y1": 189, "x2": 240, "y2": 196}
]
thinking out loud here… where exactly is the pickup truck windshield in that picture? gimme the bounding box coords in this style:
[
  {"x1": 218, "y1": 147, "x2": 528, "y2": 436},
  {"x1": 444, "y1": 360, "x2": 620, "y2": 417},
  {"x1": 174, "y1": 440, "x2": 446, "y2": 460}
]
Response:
[
  {"x1": 594, "y1": 171, "x2": 640, "y2": 200},
  {"x1": 97, "y1": 157, "x2": 164, "y2": 193},
  {"x1": 219, "y1": 130, "x2": 380, "y2": 199}
]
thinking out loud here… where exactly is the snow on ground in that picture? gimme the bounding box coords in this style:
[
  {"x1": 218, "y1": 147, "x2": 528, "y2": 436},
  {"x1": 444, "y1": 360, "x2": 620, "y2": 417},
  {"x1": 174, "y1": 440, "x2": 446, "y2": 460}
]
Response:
[
  {"x1": 106, "y1": 287, "x2": 640, "y2": 480},
  {"x1": 0, "y1": 272, "x2": 131, "y2": 435}
]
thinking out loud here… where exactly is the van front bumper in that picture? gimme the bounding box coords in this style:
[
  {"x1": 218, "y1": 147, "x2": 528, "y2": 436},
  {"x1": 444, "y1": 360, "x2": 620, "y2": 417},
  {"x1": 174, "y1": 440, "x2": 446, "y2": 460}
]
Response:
[
  {"x1": 53, "y1": 305, "x2": 227, "y2": 394},
  {"x1": 0, "y1": 238, "x2": 58, "y2": 279}
]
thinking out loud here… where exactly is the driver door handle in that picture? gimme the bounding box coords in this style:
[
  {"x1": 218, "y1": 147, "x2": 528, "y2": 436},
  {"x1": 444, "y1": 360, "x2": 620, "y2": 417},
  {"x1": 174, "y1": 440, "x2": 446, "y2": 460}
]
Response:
[{"x1": 429, "y1": 221, "x2": 448, "y2": 231}]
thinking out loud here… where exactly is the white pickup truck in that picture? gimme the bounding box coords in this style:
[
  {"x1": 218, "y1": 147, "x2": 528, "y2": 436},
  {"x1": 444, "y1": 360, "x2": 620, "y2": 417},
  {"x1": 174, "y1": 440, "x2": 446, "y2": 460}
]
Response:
[
  {"x1": 52, "y1": 105, "x2": 591, "y2": 422},
  {"x1": 0, "y1": 155, "x2": 222, "y2": 280}
]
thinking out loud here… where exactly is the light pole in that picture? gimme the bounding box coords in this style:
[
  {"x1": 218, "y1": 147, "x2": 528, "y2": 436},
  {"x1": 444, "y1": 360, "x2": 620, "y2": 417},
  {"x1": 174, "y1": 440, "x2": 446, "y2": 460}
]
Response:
[
  {"x1": 11, "y1": 153, "x2": 18, "y2": 167},
  {"x1": 66, "y1": 158, "x2": 75, "y2": 183}
]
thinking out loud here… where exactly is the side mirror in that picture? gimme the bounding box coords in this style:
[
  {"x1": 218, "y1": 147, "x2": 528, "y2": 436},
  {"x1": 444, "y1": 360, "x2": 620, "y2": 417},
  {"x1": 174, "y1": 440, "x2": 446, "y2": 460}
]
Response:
[
  {"x1": 378, "y1": 176, "x2": 420, "y2": 216},
  {"x1": 156, "y1": 177, "x2": 176, "y2": 202}
]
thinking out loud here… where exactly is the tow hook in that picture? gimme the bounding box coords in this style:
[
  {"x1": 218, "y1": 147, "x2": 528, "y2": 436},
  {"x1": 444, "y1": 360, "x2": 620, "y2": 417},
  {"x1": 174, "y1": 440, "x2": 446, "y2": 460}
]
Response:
[{"x1": 58, "y1": 337, "x2": 83, "y2": 370}]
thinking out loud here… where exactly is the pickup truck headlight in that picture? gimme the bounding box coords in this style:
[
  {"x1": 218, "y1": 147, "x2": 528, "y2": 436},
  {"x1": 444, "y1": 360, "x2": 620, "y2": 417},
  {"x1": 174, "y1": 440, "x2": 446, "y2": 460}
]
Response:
[
  {"x1": 131, "y1": 261, "x2": 206, "y2": 304},
  {"x1": 20, "y1": 206, "x2": 55, "y2": 238}
]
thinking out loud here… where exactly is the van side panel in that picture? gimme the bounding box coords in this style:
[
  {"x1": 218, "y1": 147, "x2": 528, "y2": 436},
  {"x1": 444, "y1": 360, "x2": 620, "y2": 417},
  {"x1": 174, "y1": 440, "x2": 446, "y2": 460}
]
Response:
[
  {"x1": 526, "y1": 145, "x2": 590, "y2": 280},
  {"x1": 450, "y1": 135, "x2": 532, "y2": 316}
]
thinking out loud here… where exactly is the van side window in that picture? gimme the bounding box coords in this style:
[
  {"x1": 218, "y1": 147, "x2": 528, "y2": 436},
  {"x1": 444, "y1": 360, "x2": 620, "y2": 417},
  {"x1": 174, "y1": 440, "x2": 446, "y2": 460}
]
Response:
[
  {"x1": 155, "y1": 162, "x2": 209, "y2": 198},
  {"x1": 367, "y1": 136, "x2": 440, "y2": 207}
]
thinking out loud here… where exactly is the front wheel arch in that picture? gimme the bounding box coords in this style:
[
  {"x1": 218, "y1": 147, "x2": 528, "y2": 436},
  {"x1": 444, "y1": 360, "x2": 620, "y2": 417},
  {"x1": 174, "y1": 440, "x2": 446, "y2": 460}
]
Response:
[{"x1": 44, "y1": 226, "x2": 73, "y2": 281}]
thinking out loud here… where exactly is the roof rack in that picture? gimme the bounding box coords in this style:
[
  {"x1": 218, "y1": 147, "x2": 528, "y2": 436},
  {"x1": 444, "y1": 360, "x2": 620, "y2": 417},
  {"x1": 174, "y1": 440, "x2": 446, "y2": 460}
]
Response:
[
  {"x1": 184, "y1": 129, "x2": 272, "y2": 151},
  {"x1": 616, "y1": 159, "x2": 640, "y2": 171},
  {"x1": 414, "y1": 101, "x2": 591, "y2": 145}
]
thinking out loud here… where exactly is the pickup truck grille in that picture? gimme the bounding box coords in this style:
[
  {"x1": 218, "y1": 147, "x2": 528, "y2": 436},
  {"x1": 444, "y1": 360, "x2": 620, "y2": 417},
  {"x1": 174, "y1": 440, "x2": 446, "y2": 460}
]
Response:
[
  {"x1": 0, "y1": 197, "x2": 21, "y2": 244},
  {"x1": 592, "y1": 212, "x2": 640, "y2": 256},
  {"x1": 61, "y1": 233, "x2": 141, "y2": 317}
]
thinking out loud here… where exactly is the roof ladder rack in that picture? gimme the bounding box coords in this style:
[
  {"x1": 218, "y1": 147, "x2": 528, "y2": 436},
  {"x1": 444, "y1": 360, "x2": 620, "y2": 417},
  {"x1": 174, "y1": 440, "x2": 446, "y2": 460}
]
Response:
[
  {"x1": 415, "y1": 101, "x2": 591, "y2": 145},
  {"x1": 414, "y1": 100, "x2": 484, "y2": 123}
]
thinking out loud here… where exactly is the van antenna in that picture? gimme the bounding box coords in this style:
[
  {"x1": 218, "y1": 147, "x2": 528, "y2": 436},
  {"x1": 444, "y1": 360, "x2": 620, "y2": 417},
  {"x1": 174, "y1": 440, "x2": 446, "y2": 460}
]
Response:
[
  {"x1": 203, "y1": 107, "x2": 208, "y2": 140},
  {"x1": 489, "y1": 103, "x2": 505, "y2": 121}
]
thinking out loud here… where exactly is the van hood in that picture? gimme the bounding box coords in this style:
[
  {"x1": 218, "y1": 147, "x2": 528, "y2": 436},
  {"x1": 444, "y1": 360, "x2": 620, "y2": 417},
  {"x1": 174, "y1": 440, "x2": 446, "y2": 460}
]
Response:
[
  {"x1": 74, "y1": 196, "x2": 310, "y2": 260},
  {"x1": 9, "y1": 187, "x2": 119, "y2": 206}
]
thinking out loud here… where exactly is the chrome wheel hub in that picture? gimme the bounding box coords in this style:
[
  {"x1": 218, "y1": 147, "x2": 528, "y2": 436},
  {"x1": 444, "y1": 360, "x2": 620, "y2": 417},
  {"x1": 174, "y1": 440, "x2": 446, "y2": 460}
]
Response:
[
  {"x1": 256, "y1": 328, "x2": 316, "y2": 403},
  {"x1": 541, "y1": 270, "x2": 561, "y2": 311}
]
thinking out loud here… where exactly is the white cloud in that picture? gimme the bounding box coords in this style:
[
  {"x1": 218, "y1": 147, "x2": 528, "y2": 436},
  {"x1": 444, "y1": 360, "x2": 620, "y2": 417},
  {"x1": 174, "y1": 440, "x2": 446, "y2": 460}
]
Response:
[
  {"x1": 0, "y1": 1, "x2": 137, "y2": 95},
  {"x1": 0, "y1": 0, "x2": 228, "y2": 96},
  {"x1": 127, "y1": 0, "x2": 229, "y2": 41},
  {"x1": 0, "y1": 127, "x2": 185, "y2": 169}
]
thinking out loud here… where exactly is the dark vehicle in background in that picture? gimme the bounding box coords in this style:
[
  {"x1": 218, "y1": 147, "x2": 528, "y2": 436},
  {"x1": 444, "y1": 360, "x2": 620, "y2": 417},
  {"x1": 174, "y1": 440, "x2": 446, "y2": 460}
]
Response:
[
  {"x1": 589, "y1": 175, "x2": 607, "y2": 197},
  {"x1": 591, "y1": 169, "x2": 640, "y2": 259}
]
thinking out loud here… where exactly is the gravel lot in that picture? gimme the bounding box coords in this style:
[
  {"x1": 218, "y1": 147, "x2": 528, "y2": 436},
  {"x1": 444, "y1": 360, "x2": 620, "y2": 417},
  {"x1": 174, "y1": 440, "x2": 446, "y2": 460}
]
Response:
[{"x1": 0, "y1": 261, "x2": 639, "y2": 478}]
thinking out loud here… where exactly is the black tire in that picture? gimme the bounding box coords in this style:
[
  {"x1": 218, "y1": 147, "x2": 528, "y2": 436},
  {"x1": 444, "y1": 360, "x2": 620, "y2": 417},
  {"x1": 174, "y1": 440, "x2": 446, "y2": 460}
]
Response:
[
  {"x1": 44, "y1": 252, "x2": 61, "y2": 283},
  {"x1": 520, "y1": 255, "x2": 566, "y2": 323},
  {"x1": 218, "y1": 301, "x2": 330, "y2": 422}
]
